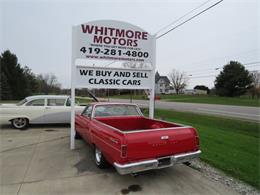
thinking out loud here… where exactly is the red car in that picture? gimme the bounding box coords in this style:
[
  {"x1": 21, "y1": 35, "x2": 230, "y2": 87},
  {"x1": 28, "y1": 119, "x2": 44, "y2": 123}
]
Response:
[{"x1": 75, "y1": 103, "x2": 201, "y2": 175}]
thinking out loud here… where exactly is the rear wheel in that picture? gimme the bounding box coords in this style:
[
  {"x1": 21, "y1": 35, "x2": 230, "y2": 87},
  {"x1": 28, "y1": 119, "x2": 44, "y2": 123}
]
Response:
[
  {"x1": 94, "y1": 146, "x2": 109, "y2": 168},
  {"x1": 11, "y1": 118, "x2": 28, "y2": 129}
]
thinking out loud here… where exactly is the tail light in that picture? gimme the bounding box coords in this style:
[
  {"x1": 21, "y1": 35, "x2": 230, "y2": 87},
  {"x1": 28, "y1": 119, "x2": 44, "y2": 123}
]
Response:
[
  {"x1": 195, "y1": 136, "x2": 200, "y2": 150},
  {"x1": 192, "y1": 128, "x2": 200, "y2": 150},
  {"x1": 121, "y1": 145, "x2": 127, "y2": 158}
]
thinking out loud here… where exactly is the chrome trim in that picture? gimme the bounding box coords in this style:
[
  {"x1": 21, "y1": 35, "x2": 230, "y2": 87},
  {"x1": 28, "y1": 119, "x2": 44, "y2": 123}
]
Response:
[
  {"x1": 114, "y1": 150, "x2": 201, "y2": 175},
  {"x1": 123, "y1": 126, "x2": 192, "y2": 134},
  {"x1": 161, "y1": 136, "x2": 169, "y2": 140}
]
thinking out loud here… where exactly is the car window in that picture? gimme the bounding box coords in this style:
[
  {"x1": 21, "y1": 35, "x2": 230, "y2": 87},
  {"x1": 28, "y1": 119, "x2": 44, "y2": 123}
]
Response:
[
  {"x1": 26, "y1": 99, "x2": 45, "y2": 106},
  {"x1": 47, "y1": 99, "x2": 66, "y2": 106},
  {"x1": 17, "y1": 98, "x2": 27, "y2": 106},
  {"x1": 82, "y1": 106, "x2": 93, "y2": 117},
  {"x1": 94, "y1": 105, "x2": 140, "y2": 117},
  {"x1": 66, "y1": 98, "x2": 71, "y2": 106}
]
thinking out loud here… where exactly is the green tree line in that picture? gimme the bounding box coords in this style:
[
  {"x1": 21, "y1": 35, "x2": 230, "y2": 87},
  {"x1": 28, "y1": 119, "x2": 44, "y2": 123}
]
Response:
[{"x1": 0, "y1": 50, "x2": 61, "y2": 100}]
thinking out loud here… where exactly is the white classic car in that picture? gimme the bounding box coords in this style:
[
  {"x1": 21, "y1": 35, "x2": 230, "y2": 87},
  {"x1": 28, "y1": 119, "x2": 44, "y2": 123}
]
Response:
[{"x1": 0, "y1": 95, "x2": 85, "y2": 129}]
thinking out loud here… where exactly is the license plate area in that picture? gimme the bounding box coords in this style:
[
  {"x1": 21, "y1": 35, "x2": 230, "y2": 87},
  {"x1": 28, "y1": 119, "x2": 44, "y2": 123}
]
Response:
[{"x1": 158, "y1": 157, "x2": 171, "y2": 167}]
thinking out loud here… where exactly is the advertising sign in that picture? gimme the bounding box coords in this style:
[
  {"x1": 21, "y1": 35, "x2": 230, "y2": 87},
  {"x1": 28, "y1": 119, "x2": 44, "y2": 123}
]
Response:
[
  {"x1": 71, "y1": 20, "x2": 156, "y2": 150},
  {"x1": 73, "y1": 20, "x2": 153, "y2": 63},
  {"x1": 76, "y1": 66, "x2": 152, "y2": 89}
]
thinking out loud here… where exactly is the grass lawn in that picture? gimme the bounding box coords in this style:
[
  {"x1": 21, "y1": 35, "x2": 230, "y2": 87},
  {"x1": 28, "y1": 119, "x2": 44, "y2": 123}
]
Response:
[
  {"x1": 110, "y1": 94, "x2": 260, "y2": 107},
  {"x1": 142, "y1": 108, "x2": 260, "y2": 189}
]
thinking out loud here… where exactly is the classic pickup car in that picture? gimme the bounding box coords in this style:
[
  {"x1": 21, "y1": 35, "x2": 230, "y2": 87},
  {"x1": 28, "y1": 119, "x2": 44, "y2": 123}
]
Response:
[
  {"x1": 0, "y1": 95, "x2": 84, "y2": 129},
  {"x1": 75, "y1": 103, "x2": 201, "y2": 175}
]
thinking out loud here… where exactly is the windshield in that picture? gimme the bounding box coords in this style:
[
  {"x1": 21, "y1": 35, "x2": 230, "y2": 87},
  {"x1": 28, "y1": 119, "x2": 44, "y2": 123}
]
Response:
[
  {"x1": 94, "y1": 105, "x2": 141, "y2": 117},
  {"x1": 16, "y1": 98, "x2": 28, "y2": 106}
]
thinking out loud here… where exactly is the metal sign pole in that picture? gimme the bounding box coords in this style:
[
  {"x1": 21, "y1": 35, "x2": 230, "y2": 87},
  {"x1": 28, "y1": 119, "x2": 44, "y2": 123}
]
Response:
[
  {"x1": 70, "y1": 27, "x2": 76, "y2": 150},
  {"x1": 149, "y1": 36, "x2": 156, "y2": 119}
]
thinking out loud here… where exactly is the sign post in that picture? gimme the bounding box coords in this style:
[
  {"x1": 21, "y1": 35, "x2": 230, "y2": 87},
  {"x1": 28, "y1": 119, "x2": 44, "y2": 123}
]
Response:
[{"x1": 71, "y1": 20, "x2": 156, "y2": 150}]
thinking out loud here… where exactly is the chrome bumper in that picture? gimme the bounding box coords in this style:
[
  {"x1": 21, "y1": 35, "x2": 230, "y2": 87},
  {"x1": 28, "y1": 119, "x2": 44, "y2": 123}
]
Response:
[{"x1": 114, "y1": 150, "x2": 201, "y2": 175}]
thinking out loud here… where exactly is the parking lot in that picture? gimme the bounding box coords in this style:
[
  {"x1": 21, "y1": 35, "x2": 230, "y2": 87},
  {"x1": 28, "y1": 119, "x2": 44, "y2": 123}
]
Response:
[{"x1": 0, "y1": 125, "x2": 238, "y2": 195}]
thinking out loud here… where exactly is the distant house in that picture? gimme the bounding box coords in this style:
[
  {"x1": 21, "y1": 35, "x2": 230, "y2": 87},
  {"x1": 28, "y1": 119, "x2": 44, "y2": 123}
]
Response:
[
  {"x1": 183, "y1": 89, "x2": 207, "y2": 95},
  {"x1": 155, "y1": 72, "x2": 172, "y2": 94}
]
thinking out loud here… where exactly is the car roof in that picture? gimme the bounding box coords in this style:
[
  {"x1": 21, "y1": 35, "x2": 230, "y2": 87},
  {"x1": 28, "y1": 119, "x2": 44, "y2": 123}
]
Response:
[{"x1": 26, "y1": 95, "x2": 69, "y2": 101}]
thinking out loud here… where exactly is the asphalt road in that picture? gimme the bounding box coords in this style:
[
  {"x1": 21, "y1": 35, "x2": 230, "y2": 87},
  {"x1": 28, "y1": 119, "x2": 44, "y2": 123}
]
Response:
[
  {"x1": 108, "y1": 98, "x2": 260, "y2": 122},
  {"x1": 0, "y1": 125, "x2": 238, "y2": 195}
]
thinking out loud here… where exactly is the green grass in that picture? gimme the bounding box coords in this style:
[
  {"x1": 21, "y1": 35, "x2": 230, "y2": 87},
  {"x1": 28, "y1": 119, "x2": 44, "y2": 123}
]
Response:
[
  {"x1": 143, "y1": 108, "x2": 260, "y2": 189},
  {"x1": 75, "y1": 96, "x2": 93, "y2": 105},
  {"x1": 161, "y1": 94, "x2": 260, "y2": 107},
  {"x1": 110, "y1": 94, "x2": 260, "y2": 107}
]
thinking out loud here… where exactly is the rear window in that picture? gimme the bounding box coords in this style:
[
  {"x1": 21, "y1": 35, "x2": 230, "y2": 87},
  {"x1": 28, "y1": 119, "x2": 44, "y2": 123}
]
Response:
[
  {"x1": 94, "y1": 105, "x2": 140, "y2": 117},
  {"x1": 47, "y1": 99, "x2": 66, "y2": 106}
]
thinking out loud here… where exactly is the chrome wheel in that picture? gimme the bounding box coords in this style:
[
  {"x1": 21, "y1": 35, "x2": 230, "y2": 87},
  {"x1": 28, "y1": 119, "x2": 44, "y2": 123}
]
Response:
[
  {"x1": 12, "y1": 118, "x2": 28, "y2": 129},
  {"x1": 94, "y1": 146, "x2": 109, "y2": 168},
  {"x1": 95, "y1": 147, "x2": 102, "y2": 165}
]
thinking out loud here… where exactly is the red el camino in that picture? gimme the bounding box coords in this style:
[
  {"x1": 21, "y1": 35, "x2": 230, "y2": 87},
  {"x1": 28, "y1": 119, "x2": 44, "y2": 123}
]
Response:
[{"x1": 75, "y1": 103, "x2": 201, "y2": 175}]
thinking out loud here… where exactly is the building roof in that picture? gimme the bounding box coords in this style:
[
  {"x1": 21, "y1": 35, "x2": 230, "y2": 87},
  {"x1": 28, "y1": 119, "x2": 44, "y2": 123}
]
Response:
[{"x1": 156, "y1": 76, "x2": 170, "y2": 84}]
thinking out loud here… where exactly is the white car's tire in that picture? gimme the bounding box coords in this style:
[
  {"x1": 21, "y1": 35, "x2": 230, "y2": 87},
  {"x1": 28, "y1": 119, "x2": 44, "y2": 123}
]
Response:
[{"x1": 11, "y1": 118, "x2": 29, "y2": 129}]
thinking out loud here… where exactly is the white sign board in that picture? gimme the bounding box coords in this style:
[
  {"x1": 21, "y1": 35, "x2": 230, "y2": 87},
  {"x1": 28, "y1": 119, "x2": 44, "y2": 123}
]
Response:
[
  {"x1": 73, "y1": 20, "x2": 153, "y2": 63},
  {"x1": 76, "y1": 66, "x2": 152, "y2": 89},
  {"x1": 71, "y1": 20, "x2": 156, "y2": 150}
]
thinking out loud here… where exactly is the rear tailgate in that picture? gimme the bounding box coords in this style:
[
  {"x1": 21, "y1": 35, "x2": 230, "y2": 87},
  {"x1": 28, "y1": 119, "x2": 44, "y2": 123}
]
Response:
[{"x1": 125, "y1": 127, "x2": 199, "y2": 162}]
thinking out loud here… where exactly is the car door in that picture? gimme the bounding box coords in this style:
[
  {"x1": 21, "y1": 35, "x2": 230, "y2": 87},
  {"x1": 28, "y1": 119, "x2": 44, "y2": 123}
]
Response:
[
  {"x1": 79, "y1": 105, "x2": 93, "y2": 143},
  {"x1": 44, "y1": 98, "x2": 70, "y2": 123},
  {"x1": 24, "y1": 98, "x2": 45, "y2": 123}
]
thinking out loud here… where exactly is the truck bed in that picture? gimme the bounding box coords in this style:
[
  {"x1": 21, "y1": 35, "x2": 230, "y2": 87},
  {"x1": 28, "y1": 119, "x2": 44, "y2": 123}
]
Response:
[
  {"x1": 95, "y1": 116, "x2": 182, "y2": 132},
  {"x1": 94, "y1": 116, "x2": 199, "y2": 163}
]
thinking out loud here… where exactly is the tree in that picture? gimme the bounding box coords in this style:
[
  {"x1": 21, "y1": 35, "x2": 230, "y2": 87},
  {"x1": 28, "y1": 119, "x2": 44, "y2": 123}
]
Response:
[
  {"x1": 194, "y1": 85, "x2": 210, "y2": 94},
  {"x1": 0, "y1": 50, "x2": 62, "y2": 99},
  {"x1": 168, "y1": 69, "x2": 188, "y2": 95},
  {"x1": 37, "y1": 73, "x2": 61, "y2": 94},
  {"x1": 215, "y1": 61, "x2": 252, "y2": 97},
  {"x1": 0, "y1": 71, "x2": 12, "y2": 100},
  {"x1": 0, "y1": 50, "x2": 28, "y2": 100},
  {"x1": 249, "y1": 71, "x2": 260, "y2": 99}
]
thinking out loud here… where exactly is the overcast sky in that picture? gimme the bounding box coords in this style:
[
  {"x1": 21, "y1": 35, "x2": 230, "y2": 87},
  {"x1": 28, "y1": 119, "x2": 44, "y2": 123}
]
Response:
[{"x1": 1, "y1": 0, "x2": 259, "y2": 89}]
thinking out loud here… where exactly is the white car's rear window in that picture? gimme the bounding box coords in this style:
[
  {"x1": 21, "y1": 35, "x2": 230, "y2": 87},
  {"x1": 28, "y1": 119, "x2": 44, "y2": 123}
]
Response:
[{"x1": 47, "y1": 99, "x2": 66, "y2": 106}]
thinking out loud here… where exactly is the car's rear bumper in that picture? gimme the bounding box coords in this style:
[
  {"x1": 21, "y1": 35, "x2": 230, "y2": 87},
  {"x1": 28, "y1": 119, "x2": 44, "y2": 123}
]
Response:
[{"x1": 114, "y1": 150, "x2": 201, "y2": 175}]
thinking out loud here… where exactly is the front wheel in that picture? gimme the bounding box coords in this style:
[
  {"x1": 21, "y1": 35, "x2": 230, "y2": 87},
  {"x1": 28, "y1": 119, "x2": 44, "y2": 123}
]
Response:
[
  {"x1": 11, "y1": 118, "x2": 29, "y2": 129},
  {"x1": 94, "y1": 146, "x2": 109, "y2": 168},
  {"x1": 75, "y1": 131, "x2": 82, "y2": 139}
]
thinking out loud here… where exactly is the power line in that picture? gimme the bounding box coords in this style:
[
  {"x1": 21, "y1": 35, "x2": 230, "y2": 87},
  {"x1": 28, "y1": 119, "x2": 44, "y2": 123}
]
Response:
[
  {"x1": 178, "y1": 49, "x2": 259, "y2": 69},
  {"x1": 184, "y1": 61, "x2": 260, "y2": 74},
  {"x1": 156, "y1": 0, "x2": 224, "y2": 40},
  {"x1": 189, "y1": 75, "x2": 216, "y2": 79},
  {"x1": 244, "y1": 61, "x2": 260, "y2": 65},
  {"x1": 155, "y1": 0, "x2": 213, "y2": 35}
]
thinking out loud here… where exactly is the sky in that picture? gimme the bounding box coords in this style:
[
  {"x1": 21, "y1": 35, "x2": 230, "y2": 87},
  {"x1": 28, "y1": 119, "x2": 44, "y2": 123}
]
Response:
[{"x1": 1, "y1": 0, "x2": 259, "y2": 89}]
